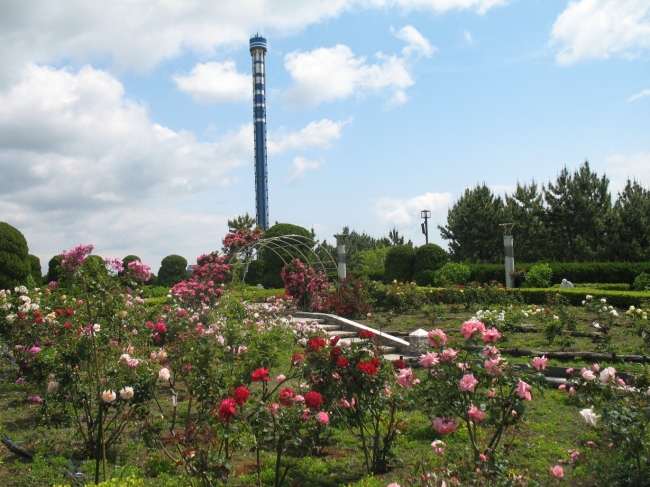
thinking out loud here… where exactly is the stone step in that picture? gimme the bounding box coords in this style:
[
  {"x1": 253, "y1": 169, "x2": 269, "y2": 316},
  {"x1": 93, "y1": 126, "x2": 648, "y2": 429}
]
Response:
[
  {"x1": 291, "y1": 317, "x2": 327, "y2": 324},
  {"x1": 326, "y1": 330, "x2": 357, "y2": 338},
  {"x1": 380, "y1": 346, "x2": 397, "y2": 354},
  {"x1": 383, "y1": 353, "x2": 417, "y2": 363},
  {"x1": 316, "y1": 324, "x2": 340, "y2": 331}
]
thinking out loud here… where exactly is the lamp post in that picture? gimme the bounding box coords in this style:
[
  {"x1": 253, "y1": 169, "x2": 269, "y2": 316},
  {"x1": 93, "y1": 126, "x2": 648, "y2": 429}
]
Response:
[
  {"x1": 500, "y1": 223, "x2": 515, "y2": 288},
  {"x1": 421, "y1": 209, "x2": 431, "y2": 245}
]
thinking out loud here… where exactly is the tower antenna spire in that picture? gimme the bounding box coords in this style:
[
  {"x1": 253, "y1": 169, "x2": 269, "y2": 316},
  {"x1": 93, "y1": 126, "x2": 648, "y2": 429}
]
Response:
[{"x1": 250, "y1": 35, "x2": 269, "y2": 230}]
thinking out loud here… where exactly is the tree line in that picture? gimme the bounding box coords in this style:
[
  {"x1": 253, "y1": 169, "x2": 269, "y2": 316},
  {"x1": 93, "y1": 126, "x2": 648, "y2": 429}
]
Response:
[{"x1": 438, "y1": 161, "x2": 650, "y2": 263}]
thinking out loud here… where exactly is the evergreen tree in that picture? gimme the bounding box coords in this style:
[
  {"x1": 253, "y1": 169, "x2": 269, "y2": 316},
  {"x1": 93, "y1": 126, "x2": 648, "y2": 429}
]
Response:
[
  {"x1": 158, "y1": 254, "x2": 188, "y2": 287},
  {"x1": 438, "y1": 184, "x2": 505, "y2": 263},
  {"x1": 27, "y1": 254, "x2": 42, "y2": 282},
  {"x1": 543, "y1": 161, "x2": 611, "y2": 261},
  {"x1": 228, "y1": 213, "x2": 257, "y2": 232},
  {"x1": 503, "y1": 181, "x2": 550, "y2": 262},
  {"x1": 0, "y1": 222, "x2": 30, "y2": 289},
  {"x1": 606, "y1": 179, "x2": 650, "y2": 261}
]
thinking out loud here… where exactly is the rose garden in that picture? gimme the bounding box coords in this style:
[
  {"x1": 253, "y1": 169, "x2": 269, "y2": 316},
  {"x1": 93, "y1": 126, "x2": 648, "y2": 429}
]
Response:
[{"x1": 1, "y1": 223, "x2": 650, "y2": 486}]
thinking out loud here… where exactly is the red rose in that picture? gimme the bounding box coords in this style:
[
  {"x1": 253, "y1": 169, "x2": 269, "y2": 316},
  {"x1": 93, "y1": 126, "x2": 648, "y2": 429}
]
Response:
[
  {"x1": 233, "y1": 386, "x2": 250, "y2": 405},
  {"x1": 329, "y1": 336, "x2": 340, "y2": 346},
  {"x1": 279, "y1": 388, "x2": 296, "y2": 406},
  {"x1": 251, "y1": 367, "x2": 270, "y2": 382},
  {"x1": 34, "y1": 311, "x2": 42, "y2": 317},
  {"x1": 304, "y1": 391, "x2": 323, "y2": 409},
  {"x1": 64, "y1": 322, "x2": 71, "y2": 330},
  {"x1": 359, "y1": 330, "x2": 374, "y2": 339},
  {"x1": 155, "y1": 322, "x2": 167, "y2": 334},
  {"x1": 55, "y1": 309, "x2": 62, "y2": 315},
  {"x1": 358, "y1": 361, "x2": 378, "y2": 375},
  {"x1": 393, "y1": 359, "x2": 406, "y2": 369},
  {"x1": 370, "y1": 358, "x2": 381, "y2": 368},
  {"x1": 307, "y1": 337, "x2": 327, "y2": 352},
  {"x1": 219, "y1": 398, "x2": 237, "y2": 420},
  {"x1": 34, "y1": 318, "x2": 44, "y2": 324},
  {"x1": 291, "y1": 353, "x2": 304, "y2": 366},
  {"x1": 64, "y1": 308, "x2": 74, "y2": 316},
  {"x1": 337, "y1": 357, "x2": 349, "y2": 368},
  {"x1": 330, "y1": 347, "x2": 342, "y2": 358}
]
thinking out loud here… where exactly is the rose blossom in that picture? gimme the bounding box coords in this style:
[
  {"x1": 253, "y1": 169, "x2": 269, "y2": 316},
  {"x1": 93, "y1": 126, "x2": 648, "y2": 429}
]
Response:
[
  {"x1": 599, "y1": 367, "x2": 616, "y2": 384},
  {"x1": 532, "y1": 356, "x2": 548, "y2": 371},
  {"x1": 440, "y1": 348, "x2": 458, "y2": 363},
  {"x1": 516, "y1": 380, "x2": 532, "y2": 401},
  {"x1": 251, "y1": 367, "x2": 270, "y2": 382},
  {"x1": 418, "y1": 352, "x2": 439, "y2": 368},
  {"x1": 102, "y1": 390, "x2": 117, "y2": 403},
  {"x1": 47, "y1": 381, "x2": 59, "y2": 393},
  {"x1": 581, "y1": 368, "x2": 597, "y2": 381},
  {"x1": 481, "y1": 328, "x2": 501, "y2": 343},
  {"x1": 468, "y1": 404, "x2": 486, "y2": 422},
  {"x1": 316, "y1": 411, "x2": 329, "y2": 424},
  {"x1": 460, "y1": 374, "x2": 479, "y2": 393},
  {"x1": 219, "y1": 398, "x2": 237, "y2": 421},
  {"x1": 233, "y1": 386, "x2": 250, "y2": 405},
  {"x1": 431, "y1": 440, "x2": 445, "y2": 455},
  {"x1": 460, "y1": 320, "x2": 486, "y2": 340},
  {"x1": 580, "y1": 408, "x2": 598, "y2": 426},
  {"x1": 433, "y1": 417, "x2": 459, "y2": 435},
  {"x1": 304, "y1": 391, "x2": 323, "y2": 409},
  {"x1": 276, "y1": 374, "x2": 286, "y2": 382},
  {"x1": 550, "y1": 466, "x2": 564, "y2": 479},
  {"x1": 120, "y1": 386, "x2": 134, "y2": 400},
  {"x1": 158, "y1": 367, "x2": 171, "y2": 381},
  {"x1": 428, "y1": 329, "x2": 447, "y2": 347},
  {"x1": 395, "y1": 368, "x2": 415, "y2": 388},
  {"x1": 279, "y1": 388, "x2": 296, "y2": 406}
]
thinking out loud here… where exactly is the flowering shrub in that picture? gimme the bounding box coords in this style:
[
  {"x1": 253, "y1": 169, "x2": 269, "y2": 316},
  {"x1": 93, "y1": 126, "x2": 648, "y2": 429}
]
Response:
[
  {"x1": 222, "y1": 227, "x2": 264, "y2": 255},
  {"x1": 417, "y1": 321, "x2": 547, "y2": 480},
  {"x1": 170, "y1": 251, "x2": 233, "y2": 307},
  {"x1": 297, "y1": 331, "x2": 406, "y2": 474},
  {"x1": 281, "y1": 258, "x2": 329, "y2": 310},
  {"x1": 583, "y1": 295, "x2": 618, "y2": 351},
  {"x1": 326, "y1": 275, "x2": 373, "y2": 318}
]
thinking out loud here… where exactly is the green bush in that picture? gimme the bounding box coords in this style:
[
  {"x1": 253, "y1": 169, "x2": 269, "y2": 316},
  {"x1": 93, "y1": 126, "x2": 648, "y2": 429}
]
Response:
[
  {"x1": 45, "y1": 254, "x2": 64, "y2": 283},
  {"x1": 437, "y1": 262, "x2": 471, "y2": 285},
  {"x1": 27, "y1": 254, "x2": 42, "y2": 282},
  {"x1": 523, "y1": 263, "x2": 553, "y2": 288},
  {"x1": 356, "y1": 246, "x2": 390, "y2": 278},
  {"x1": 0, "y1": 221, "x2": 30, "y2": 290},
  {"x1": 157, "y1": 254, "x2": 188, "y2": 288},
  {"x1": 412, "y1": 244, "x2": 448, "y2": 286},
  {"x1": 634, "y1": 272, "x2": 650, "y2": 291},
  {"x1": 243, "y1": 258, "x2": 265, "y2": 285},
  {"x1": 383, "y1": 245, "x2": 415, "y2": 284},
  {"x1": 259, "y1": 223, "x2": 314, "y2": 289}
]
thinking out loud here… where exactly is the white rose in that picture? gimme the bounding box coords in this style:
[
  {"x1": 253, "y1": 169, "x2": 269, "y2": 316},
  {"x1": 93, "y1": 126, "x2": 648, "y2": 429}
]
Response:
[
  {"x1": 101, "y1": 390, "x2": 117, "y2": 403},
  {"x1": 47, "y1": 381, "x2": 59, "y2": 393},
  {"x1": 580, "y1": 408, "x2": 598, "y2": 426},
  {"x1": 158, "y1": 368, "x2": 171, "y2": 381},
  {"x1": 599, "y1": 367, "x2": 617, "y2": 384},
  {"x1": 120, "y1": 386, "x2": 134, "y2": 400}
]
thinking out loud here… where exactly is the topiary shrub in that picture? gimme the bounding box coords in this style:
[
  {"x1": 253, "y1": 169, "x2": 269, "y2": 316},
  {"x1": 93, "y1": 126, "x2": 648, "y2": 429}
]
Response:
[
  {"x1": 634, "y1": 272, "x2": 650, "y2": 291},
  {"x1": 157, "y1": 254, "x2": 188, "y2": 288},
  {"x1": 522, "y1": 263, "x2": 553, "y2": 288},
  {"x1": 383, "y1": 245, "x2": 416, "y2": 284},
  {"x1": 437, "y1": 262, "x2": 471, "y2": 285},
  {"x1": 412, "y1": 244, "x2": 449, "y2": 286},
  {"x1": 259, "y1": 223, "x2": 314, "y2": 289},
  {"x1": 27, "y1": 254, "x2": 42, "y2": 282},
  {"x1": 0, "y1": 222, "x2": 30, "y2": 290},
  {"x1": 45, "y1": 254, "x2": 64, "y2": 284},
  {"x1": 243, "y1": 258, "x2": 265, "y2": 286}
]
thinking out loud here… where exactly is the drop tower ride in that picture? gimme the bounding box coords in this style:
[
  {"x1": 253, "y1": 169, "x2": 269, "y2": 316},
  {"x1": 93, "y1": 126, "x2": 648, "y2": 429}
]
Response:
[{"x1": 250, "y1": 35, "x2": 269, "y2": 230}]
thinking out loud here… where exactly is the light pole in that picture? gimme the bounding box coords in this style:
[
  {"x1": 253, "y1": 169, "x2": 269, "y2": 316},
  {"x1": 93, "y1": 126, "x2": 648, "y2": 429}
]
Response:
[
  {"x1": 421, "y1": 210, "x2": 431, "y2": 245},
  {"x1": 500, "y1": 223, "x2": 515, "y2": 288}
]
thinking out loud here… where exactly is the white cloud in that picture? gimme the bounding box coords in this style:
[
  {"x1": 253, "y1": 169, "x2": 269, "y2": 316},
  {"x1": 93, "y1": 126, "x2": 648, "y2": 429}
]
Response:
[
  {"x1": 393, "y1": 25, "x2": 437, "y2": 58},
  {"x1": 490, "y1": 184, "x2": 517, "y2": 195},
  {"x1": 284, "y1": 44, "x2": 414, "y2": 107},
  {"x1": 0, "y1": 0, "x2": 509, "y2": 87},
  {"x1": 173, "y1": 61, "x2": 250, "y2": 103},
  {"x1": 605, "y1": 152, "x2": 650, "y2": 193},
  {"x1": 463, "y1": 30, "x2": 474, "y2": 44},
  {"x1": 268, "y1": 118, "x2": 350, "y2": 155},
  {"x1": 285, "y1": 156, "x2": 323, "y2": 183},
  {"x1": 627, "y1": 88, "x2": 650, "y2": 102},
  {"x1": 373, "y1": 192, "x2": 453, "y2": 226},
  {"x1": 549, "y1": 0, "x2": 650, "y2": 65}
]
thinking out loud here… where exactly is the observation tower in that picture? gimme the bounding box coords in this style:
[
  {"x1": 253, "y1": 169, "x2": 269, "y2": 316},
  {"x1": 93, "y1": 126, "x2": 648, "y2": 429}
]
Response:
[{"x1": 250, "y1": 35, "x2": 269, "y2": 230}]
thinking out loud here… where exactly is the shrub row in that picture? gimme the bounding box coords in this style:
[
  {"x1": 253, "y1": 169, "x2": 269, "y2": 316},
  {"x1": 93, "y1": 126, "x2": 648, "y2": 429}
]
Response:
[{"x1": 469, "y1": 262, "x2": 650, "y2": 286}]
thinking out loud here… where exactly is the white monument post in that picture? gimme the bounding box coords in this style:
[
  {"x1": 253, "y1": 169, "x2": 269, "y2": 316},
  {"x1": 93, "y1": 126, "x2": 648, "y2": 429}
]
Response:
[
  {"x1": 334, "y1": 234, "x2": 347, "y2": 279},
  {"x1": 500, "y1": 223, "x2": 515, "y2": 288}
]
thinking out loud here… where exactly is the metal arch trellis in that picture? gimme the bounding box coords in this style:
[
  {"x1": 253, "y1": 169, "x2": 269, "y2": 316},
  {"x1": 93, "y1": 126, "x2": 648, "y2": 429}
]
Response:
[{"x1": 234, "y1": 234, "x2": 338, "y2": 283}]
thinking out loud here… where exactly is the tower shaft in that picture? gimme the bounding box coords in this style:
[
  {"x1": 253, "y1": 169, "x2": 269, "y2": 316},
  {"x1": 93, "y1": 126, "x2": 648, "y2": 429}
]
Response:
[{"x1": 250, "y1": 36, "x2": 269, "y2": 230}]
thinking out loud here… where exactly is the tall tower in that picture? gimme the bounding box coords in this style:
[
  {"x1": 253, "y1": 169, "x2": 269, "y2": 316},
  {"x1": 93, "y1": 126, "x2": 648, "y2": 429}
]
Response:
[{"x1": 250, "y1": 35, "x2": 269, "y2": 230}]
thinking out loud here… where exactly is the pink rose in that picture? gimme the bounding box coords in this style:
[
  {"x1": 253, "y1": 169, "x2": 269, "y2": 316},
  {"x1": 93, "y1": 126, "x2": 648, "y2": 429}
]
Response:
[
  {"x1": 593, "y1": 363, "x2": 600, "y2": 372},
  {"x1": 418, "y1": 352, "x2": 439, "y2": 368},
  {"x1": 433, "y1": 416, "x2": 458, "y2": 435},
  {"x1": 428, "y1": 329, "x2": 447, "y2": 347},
  {"x1": 440, "y1": 348, "x2": 458, "y2": 363},
  {"x1": 460, "y1": 374, "x2": 479, "y2": 393},
  {"x1": 516, "y1": 380, "x2": 532, "y2": 401},
  {"x1": 581, "y1": 368, "x2": 597, "y2": 381},
  {"x1": 481, "y1": 328, "x2": 501, "y2": 343},
  {"x1": 316, "y1": 411, "x2": 329, "y2": 424},
  {"x1": 396, "y1": 368, "x2": 415, "y2": 388},
  {"x1": 550, "y1": 466, "x2": 564, "y2": 479},
  {"x1": 532, "y1": 356, "x2": 548, "y2": 371},
  {"x1": 460, "y1": 320, "x2": 486, "y2": 340},
  {"x1": 468, "y1": 404, "x2": 486, "y2": 422},
  {"x1": 431, "y1": 440, "x2": 445, "y2": 455}
]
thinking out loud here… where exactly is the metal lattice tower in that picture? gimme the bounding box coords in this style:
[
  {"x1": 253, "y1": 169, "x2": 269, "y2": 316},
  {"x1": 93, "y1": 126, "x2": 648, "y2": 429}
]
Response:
[{"x1": 250, "y1": 35, "x2": 269, "y2": 230}]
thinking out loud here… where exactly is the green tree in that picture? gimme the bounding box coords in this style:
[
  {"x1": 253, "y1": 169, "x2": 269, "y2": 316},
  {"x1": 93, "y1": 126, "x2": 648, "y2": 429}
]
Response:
[
  {"x1": 0, "y1": 222, "x2": 30, "y2": 290},
  {"x1": 438, "y1": 184, "x2": 506, "y2": 263},
  {"x1": 45, "y1": 255, "x2": 64, "y2": 283},
  {"x1": 543, "y1": 161, "x2": 611, "y2": 261},
  {"x1": 158, "y1": 254, "x2": 188, "y2": 288},
  {"x1": 27, "y1": 254, "x2": 42, "y2": 282},
  {"x1": 356, "y1": 246, "x2": 390, "y2": 278},
  {"x1": 383, "y1": 245, "x2": 416, "y2": 283},
  {"x1": 606, "y1": 179, "x2": 650, "y2": 262},
  {"x1": 503, "y1": 181, "x2": 550, "y2": 262},
  {"x1": 228, "y1": 213, "x2": 257, "y2": 232}
]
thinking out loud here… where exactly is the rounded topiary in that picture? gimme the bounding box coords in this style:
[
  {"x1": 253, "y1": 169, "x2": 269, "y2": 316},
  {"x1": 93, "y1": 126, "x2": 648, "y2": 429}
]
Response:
[
  {"x1": 383, "y1": 245, "x2": 416, "y2": 284},
  {"x1": 634, "y1": 272, "x2": 650, "y2": 292},
  {"x1": 523, "y1": 263, "x2": 553, "y2": 288},
  {"x1": 46, "y1": 255, "x2": 64, "y2": 284},
  {"x1": 244, "y1": 258, "x2": 265, "y2": 286},
  {"x1": 412, "y1": 244, "x2": 449, "y2": 286},
  {"x1": 158, "y1": 254, "x2": 188, "y2": 288},
  {"x1": 436, "y1": 262, "x2": 471, "y2": 285},
  {"x1": 27, "y1": 254, "x2": 42, "y2": 282},
  {"x1": 0, "y1": 222, "x2": 30, "y2": 290},
  {"x1": 260, "y1": 223, "x2": 314, "y2": 289}
]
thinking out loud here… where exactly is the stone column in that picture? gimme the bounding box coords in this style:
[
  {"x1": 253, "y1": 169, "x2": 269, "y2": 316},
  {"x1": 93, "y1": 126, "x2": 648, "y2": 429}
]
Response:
[
  {"x1": 334, "y1": 234, "x2": 347, "y2": 279},
  {"x1": 408, "y1": 328, "x2": 429, "y2": 356},
  {"x1": 504, "y1": 234, "x2": 515, "y2": 288}
]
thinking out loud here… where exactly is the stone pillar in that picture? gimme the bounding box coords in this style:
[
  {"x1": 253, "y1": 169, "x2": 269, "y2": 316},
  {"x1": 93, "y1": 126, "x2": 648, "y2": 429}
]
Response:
[
  {"x1": 408, "y1": 328, "x2": 429, "y2": 356},
  {"x1": 504, "y1": 234, "x2": 515, "y2": 288},
  {"x1": 334, "y1": 234, "x2": 347, "y2": 280}
]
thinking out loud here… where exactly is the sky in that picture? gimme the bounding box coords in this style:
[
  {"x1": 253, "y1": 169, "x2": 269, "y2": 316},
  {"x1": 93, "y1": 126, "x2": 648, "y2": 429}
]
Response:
[{"x1": 0, "y1": 0, "x2": 649, "y2": 273}]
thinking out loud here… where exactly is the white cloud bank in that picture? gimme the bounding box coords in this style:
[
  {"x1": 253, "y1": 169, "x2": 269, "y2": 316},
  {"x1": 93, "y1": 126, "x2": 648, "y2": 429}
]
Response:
[
  {"x1": 373, "y1": 192, "x2": 453, "y2": 226},
  {"x1": 549, "y1": 0, "x2": 650, "y2": 65},
  {"x1": 627, "y1": 88, "x2": 650, "y2": 102},
  {"x1": 285, "y1": 157, "x2": 324, "y2": 183},
  {"x1": 605, "y1": 152, "x2": 650, "y2": 193}
]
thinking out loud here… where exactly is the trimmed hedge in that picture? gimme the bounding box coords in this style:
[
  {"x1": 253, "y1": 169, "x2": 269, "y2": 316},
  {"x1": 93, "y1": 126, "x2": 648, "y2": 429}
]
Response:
[
  {"x1": 412, "y1": 244, "x2": 448, "y2": 286},
  {"x1": 469, "y1": 262, "x2": 650, "y2": 286},
  {"x1": 383, "y1": 245, "x2": 415, "y2": 284}
]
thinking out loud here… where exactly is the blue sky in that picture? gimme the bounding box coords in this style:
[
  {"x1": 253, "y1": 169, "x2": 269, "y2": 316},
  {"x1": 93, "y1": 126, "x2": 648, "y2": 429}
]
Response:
[{"x1": 0, "y1": 0, "x2": 648, "y2": 273}]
